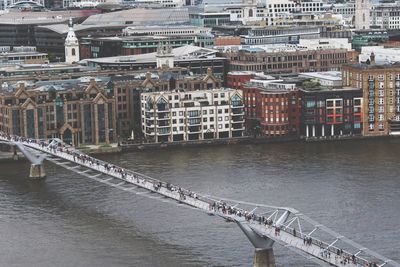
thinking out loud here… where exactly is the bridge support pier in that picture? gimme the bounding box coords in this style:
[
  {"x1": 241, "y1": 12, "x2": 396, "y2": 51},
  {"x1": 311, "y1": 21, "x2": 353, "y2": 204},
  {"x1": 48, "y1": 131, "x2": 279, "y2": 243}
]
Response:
[
  {"x1": 29, "y1": 164, "x2": 46, "y2": 179},
  {"x1": 253, "y1": 248, "x2": 275, "y2": 267}
]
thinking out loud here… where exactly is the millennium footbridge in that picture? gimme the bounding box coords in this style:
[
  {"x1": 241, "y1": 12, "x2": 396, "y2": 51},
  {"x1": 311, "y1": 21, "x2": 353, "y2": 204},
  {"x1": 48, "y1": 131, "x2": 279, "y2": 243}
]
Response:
[{"x1": 0, "y1": 132, "x2": 399, "y2": 267}]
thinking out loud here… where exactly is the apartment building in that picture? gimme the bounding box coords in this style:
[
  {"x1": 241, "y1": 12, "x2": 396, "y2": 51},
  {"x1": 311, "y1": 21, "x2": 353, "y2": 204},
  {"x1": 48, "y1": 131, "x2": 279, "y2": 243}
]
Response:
[
  {"x1": 0, "y1": 80, "x2": 117, "y2": 145},
  {"x1": 141, "y1": 88, "x2": 244, "y2": 142},
  {"x1": 300, "y1": 87, "x2": 363, "y2": 138},
  {"x1": 342, "y1": 61, "x2": 400, "y2": 136},
  {"x1": 242, "y1": 80, "x2": 301, "y2": 137}
]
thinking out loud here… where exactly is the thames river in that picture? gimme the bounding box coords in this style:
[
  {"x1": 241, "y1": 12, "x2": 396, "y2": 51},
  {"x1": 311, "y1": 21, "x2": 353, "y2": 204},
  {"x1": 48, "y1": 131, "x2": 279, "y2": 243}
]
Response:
[{"x1": 0, "y1": 139, "x2": 399, "y2": 266}]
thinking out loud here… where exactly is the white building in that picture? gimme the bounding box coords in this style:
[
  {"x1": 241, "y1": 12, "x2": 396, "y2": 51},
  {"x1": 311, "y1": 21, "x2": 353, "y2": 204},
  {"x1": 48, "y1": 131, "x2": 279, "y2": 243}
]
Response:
[
  {"x1": 141, "y1": 88, "x2": 245, "y2": 142},
  {"x1": 132, "y1": 0, "x2": 184, "y2": 7},
  {"x1": 298, "y1": 38, "x2": 352, "y2": 50},
  {"x1": 122, "y1": 25, "x2": 212, "y2": 37},
  {"x1": 371, "y1": 1, "x2": 400, "y2": 30},
  {"x1": 355, "y1": 0, "x2": 371, "y2": 30},
  {"x1": 64, "y1": 18, "x2": 79, "y2": 64},
  {"x1": 300, "y1": 71, "x2": 342, "y2": 87},
  {"x1": 359, "y1": 46, "x2": 400, "y2": 65},
  {"x1": 202, "y1": 0, "x2": 324, "y2": 26}
]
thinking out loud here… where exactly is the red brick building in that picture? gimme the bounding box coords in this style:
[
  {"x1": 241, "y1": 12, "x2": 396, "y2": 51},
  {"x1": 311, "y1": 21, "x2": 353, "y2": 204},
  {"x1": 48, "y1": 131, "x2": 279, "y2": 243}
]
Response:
[
  {"x1": 226, "y1": 71, "x2": 258, "y2": 89},
  {"x1": 242, "y1": 82, "x2": 301, "y2": 136}
]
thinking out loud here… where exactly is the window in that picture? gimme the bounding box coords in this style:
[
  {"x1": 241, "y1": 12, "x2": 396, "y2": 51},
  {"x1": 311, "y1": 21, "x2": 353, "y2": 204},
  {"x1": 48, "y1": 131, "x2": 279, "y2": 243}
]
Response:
[
  {"x1": 210, "y1": 109, "x2": 214, "y2": 115},
  {"x1": 218, "y1": 117, "x2": 223, "y2": 121},
  {"x1": 203, "y1": 110, "x2": 207, "y2": 115},
  {"x1": 218, "y1": 124, "x2": 222, "y2": 129},
  {"x1": 179, "y1": 111, "x2": 184, "y2": 116},
  {"x1": 203, "y1": 118, "x2": 207, "y2": 122},
  {"x1": 225, "y1": 116, "x2": 229, "y2": 121}
]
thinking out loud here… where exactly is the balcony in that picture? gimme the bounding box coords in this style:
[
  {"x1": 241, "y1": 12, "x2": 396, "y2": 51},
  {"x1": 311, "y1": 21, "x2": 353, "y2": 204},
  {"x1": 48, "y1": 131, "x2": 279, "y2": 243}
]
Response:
[
  {"x1": 145, "y1": 113, "x2": 154, "y2": 119},
  {"x1": 157, "y1": 114, "x2": 170, "y2": 120},
  {"x1": 157, "y1": 121, "x2": 170, "y2": 127},
  {"x1": 232, "y1": 116, "x2": 244, "y2": 123},
  {"x1": 231, "y1": 126, "x2": 245, "y2": 131},
  {"x1": 232, "y1": 109, "x2": 244, "y2": 115},
  {"x1": 145, "y1": 130, "x2": 155, "y2": 135},
  {"x1": 188, "y1": 118, "x2": 201, "y2": 126},
  {"x1": 157, "y1": 129, "x2": 170, "y2": 135},
  {"x1": 187, "y1": 111, "x2": 201, "y2": 118},
  {"x1": 188, "y1": 126, "x2": 201, "y2": 133}
]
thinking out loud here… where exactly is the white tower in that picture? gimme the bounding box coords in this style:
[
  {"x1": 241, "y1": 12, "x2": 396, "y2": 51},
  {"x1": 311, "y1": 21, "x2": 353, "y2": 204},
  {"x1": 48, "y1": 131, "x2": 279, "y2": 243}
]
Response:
[
  {"x1": 65, "y1": 18, "x2": 80, "y2": 64},
  {"x1": 156, "y1": 42, "x2": 174, "y2": 69},
  {"x1": 355, "y1": 0, "x2": 371, "y2": 30}
]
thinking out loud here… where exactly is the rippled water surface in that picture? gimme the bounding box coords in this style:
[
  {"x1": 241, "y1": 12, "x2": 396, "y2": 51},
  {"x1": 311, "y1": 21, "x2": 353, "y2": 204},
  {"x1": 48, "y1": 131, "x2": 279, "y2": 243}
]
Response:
[{"x1": 0, "y1": 139, "x2": 399, "y2": 266}]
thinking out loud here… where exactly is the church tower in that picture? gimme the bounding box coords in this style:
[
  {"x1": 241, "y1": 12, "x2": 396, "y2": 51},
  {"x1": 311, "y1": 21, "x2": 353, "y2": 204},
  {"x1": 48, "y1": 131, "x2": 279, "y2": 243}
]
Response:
[
  {"x1": 65, "y1": 18, "x2": 80, "y2": 64},
  {"x1": 156, "y1": 42, "x2": 174, "y2": 69},
  {"x1": 355, "y1": 0, "x2": 371, "y2": 30}
]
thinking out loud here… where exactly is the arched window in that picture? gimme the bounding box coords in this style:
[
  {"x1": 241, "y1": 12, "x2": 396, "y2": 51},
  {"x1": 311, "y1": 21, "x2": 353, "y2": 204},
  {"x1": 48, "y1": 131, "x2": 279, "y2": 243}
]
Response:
[
  {"x1": 362, "y1": 13, "x2": 365, "y2": 22},
  {"x1": 72, "y1": 48, "x2": 76, "y2": 56},
  {"x1": 249, "y1": 9, "x2": 253, "y2": 17}
]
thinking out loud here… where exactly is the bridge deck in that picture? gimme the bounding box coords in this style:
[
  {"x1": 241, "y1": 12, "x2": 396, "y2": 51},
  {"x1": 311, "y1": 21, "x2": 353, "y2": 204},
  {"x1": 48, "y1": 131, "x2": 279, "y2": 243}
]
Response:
[{"x1": 1, "y1": 134, "x2": 399, "y2": 267}]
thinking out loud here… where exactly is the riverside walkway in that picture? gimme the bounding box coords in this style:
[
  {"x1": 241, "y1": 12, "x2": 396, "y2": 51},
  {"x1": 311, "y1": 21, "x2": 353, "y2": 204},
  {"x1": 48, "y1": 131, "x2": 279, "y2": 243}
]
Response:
[{"x1": 0, "y1": 132, "x2": 399, "y2": 267}]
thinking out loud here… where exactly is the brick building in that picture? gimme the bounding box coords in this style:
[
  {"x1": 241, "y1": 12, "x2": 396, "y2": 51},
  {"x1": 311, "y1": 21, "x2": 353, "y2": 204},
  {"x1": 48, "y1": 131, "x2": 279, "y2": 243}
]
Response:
[
  {"x1": 226, "y1": 71, "x2": 258, "y2": 89},
  {"x1": 0, "y1": 80, "x2": 117, "y2": 145},
  {"x1": 219, "y1": 46, "x2": 357, "y2": 74},
  {"x1": 242, "y1": 81, "x2": 301, "y2": 137},
  {"x1": 342, "y1": 61, "x2": 400, "y2": 136}
]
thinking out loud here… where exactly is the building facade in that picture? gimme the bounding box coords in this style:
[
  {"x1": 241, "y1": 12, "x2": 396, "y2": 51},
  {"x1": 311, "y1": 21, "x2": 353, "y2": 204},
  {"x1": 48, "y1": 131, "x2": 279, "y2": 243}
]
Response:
[
  {"x1": 0, "y1": 80, "x2": 117, "y2": 145},
  {"x1": 141, "y1": 88, "x2": 244, "y2": 142},
  {"x1": 0, "y1": 46, "x2": 48, "y2": 67},
  {"x1": 110, "y1": 68, "x2": 223, "y2": 139},
  {"x1": 343, "y1": 63, "x2": 400, "y2": 136},
  {"x1": 300, "y1": 87, "x2": 363, "y2": 138},
  {"x1": 242, "y1": 81, "x2": 300, "y2": 137},
  {"x1": 220, "y1": 45, "x2": 357, "y2": 74}
]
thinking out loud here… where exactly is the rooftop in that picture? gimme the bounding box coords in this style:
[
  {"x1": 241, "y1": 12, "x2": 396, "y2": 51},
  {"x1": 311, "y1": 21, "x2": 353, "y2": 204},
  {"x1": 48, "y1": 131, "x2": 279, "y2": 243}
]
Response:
[
  {"x1": 82, "y1": 45, "x2": 221, "y2": 65},
  {"x1": 0, "y1": 10, "x2": 99, "y2": 25},
  {"x1": 300, "y1": 71, "x2": 342, "y2": 81},
  {"x1": 216, "y1": 43, "x2": 348, "y2": 53},
  {"x1": 81, "y1": 8, "x2": 190, "y2": 26}
]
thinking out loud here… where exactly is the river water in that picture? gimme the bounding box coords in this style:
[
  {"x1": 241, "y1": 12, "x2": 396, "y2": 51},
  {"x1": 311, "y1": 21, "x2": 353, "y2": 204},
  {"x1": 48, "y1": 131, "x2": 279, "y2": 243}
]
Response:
[{"x1": 0, "y1": 139, "x2": 399, "y2": 267}]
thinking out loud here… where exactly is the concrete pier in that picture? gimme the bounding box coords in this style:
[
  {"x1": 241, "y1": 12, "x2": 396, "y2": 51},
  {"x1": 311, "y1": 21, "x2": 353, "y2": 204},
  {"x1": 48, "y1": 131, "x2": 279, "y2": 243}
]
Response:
[
  {"x1": 253, "y1": 248, "x2": 275, "y2": 267},
  {"x1": 29, "y1": 164, "x2": 46, "y2": 179}
]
